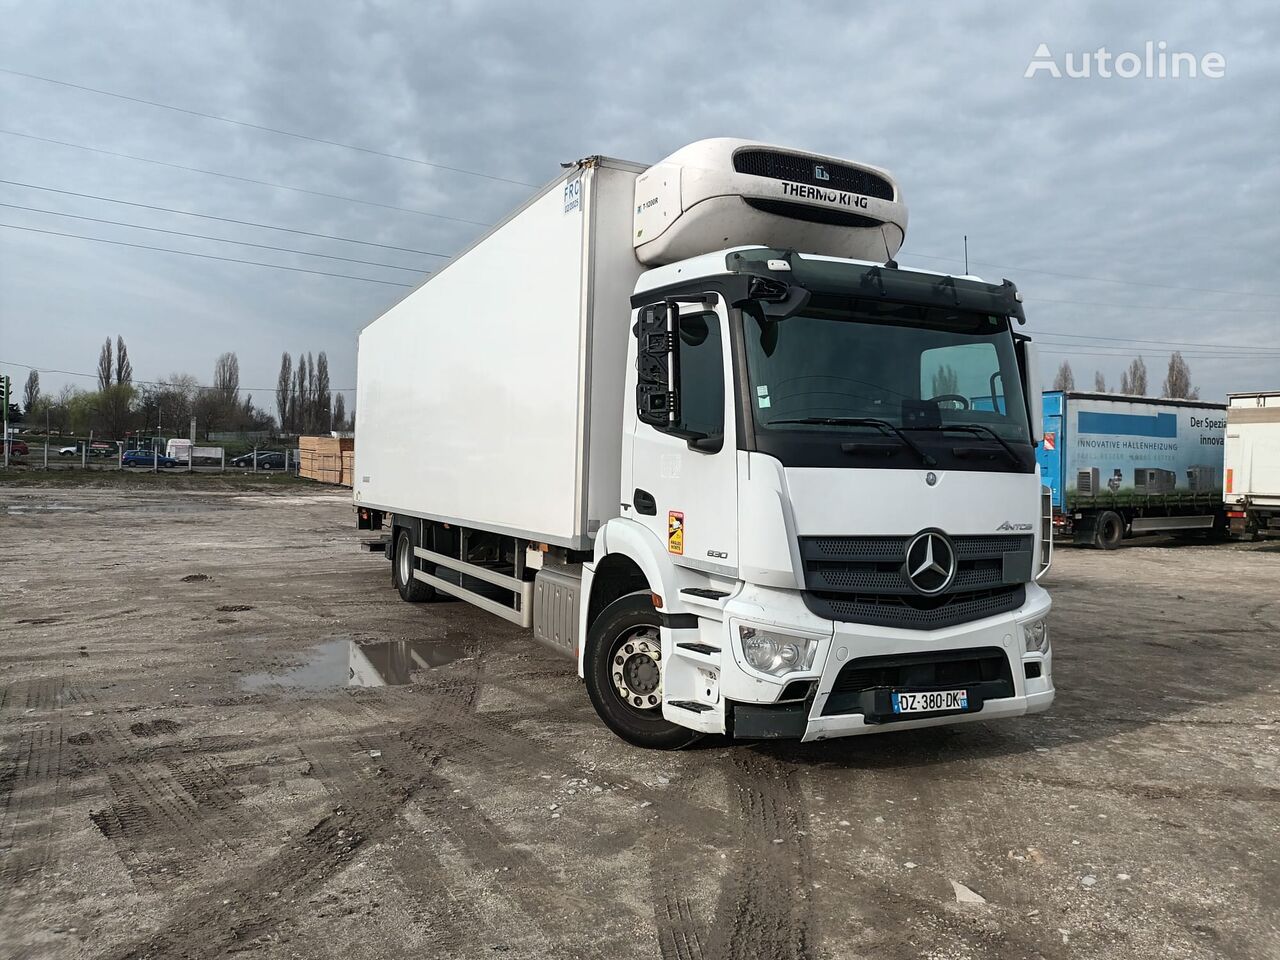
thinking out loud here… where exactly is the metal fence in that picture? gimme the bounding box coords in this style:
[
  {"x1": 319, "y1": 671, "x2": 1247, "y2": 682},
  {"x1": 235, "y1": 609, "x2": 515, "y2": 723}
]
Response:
[{"x1": 2, "y1": 438, "x2": 301, "y2": 474}]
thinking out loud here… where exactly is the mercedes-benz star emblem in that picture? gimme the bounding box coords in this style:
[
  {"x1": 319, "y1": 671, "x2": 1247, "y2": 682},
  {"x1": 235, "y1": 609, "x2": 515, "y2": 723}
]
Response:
[{"x1": 903, "y1": 530, "x2": 957, "y2": 596}]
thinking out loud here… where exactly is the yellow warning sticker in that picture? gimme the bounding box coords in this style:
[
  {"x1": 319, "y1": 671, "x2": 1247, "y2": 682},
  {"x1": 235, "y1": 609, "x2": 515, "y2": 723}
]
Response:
[{"x1": 668, "y1": 511, "x2": 684, "y2": 555}]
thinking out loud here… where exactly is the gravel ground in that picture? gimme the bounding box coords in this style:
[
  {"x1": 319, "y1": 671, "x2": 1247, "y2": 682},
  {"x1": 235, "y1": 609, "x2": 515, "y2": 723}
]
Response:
[{"x1": 1, "y1": 481, "x2": 1277, "y2": 960}]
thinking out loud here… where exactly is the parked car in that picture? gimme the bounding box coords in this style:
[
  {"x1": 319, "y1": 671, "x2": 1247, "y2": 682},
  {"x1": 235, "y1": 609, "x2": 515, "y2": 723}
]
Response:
[
  {"x1": 230, "y1": 451, "x2": 286, "y2": 469},
  {"x1": 121, "y1": 450, "x2": 178, "y2": 468},
  {"x1": 3, "y1": 438, "x2": 29, "y2": 457},
  {"x1": 57, "y1": 443, "x2": 115, "y2": 458}
]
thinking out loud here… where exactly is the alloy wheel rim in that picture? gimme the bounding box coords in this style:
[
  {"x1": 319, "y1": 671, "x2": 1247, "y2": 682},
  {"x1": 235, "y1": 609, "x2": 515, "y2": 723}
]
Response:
[{"x1": 610, "y1": 627, "x2": 662, "y2": 712}]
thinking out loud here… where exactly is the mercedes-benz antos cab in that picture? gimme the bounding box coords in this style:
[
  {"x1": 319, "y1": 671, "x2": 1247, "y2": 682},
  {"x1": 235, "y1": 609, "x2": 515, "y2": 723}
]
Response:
[{"x1": 354, "y1": 139, "x2": 1054, "y2": 748}]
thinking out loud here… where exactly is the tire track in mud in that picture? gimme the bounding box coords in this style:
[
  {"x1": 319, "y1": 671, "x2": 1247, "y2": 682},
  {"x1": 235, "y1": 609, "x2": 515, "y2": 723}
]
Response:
[
  {"x1": 702, "y1": 750, "x2": 815, "y2": 960},
  {"x1": 106, "y1": 643, "x2": 687, "y2": 959},
  {"x1": 114, "y1": 640, "x2": 561, "y2": 957},
  {"x1": 0, "y1": 677, "x2": 79, "y2": 914},
  {"x1": 653, "y1": 883, "x2": 707, "y2": 960},
  {"x1": 60, "y1": 696, "x2": 271, "y2": 894},
  {"x1": 101, "y1": 651, "x2": 487, "y2": 959},
  {"x1": 757, "y1": 741, "x2": 1073, "y2": 960}
]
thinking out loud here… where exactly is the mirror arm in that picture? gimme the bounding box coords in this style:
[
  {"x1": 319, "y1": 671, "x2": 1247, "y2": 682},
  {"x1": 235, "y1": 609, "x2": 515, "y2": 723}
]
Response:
[{"x1": 665, "y1": 299, "x2": 681, "y2": 427}]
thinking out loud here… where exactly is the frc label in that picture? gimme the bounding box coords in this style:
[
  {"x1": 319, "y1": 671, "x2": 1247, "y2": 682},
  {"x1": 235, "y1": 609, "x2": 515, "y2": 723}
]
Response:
[
  {"x1": 667, "y1": 511, "x2": 684, "y2": 555},
  {"x1": 563, "y1": 178, "x2": 581, "y2": 214},
  {"x1": 779, "y1": 180, "x2": 870, "y2": 209}
]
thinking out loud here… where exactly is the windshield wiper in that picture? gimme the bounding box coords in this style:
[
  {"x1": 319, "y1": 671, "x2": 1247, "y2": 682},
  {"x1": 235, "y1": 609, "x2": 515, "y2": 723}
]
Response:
[
  {"x1": 905, "y1": 423, "x2": 1026, "y2": 467},
  {"x1": 767, "y1": 417, "x2": 936, "y2": 467}
]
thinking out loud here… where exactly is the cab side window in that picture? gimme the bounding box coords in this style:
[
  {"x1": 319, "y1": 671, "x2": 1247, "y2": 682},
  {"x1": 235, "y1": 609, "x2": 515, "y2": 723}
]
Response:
[{"x1": 673, "y1": 312, "x2": 724, "y2": 438}]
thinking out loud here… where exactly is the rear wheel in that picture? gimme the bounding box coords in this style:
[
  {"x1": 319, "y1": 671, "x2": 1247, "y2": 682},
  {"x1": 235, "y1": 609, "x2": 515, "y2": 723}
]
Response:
[
  {"x1": 1096, "y1": 511, "x2": 1125, "y2": 550},
  {"x1": 584, "y1": 593, "x2": 699, "y2": 750},
  {"x1": 393, "y1": 528, "x2": 436, "y2": 602}
]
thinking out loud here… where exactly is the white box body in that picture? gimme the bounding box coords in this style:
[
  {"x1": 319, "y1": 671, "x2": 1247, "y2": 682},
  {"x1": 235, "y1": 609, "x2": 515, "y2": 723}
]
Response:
[{"x1": 354, "y1": 158, "x2": 647, "y2": 548}]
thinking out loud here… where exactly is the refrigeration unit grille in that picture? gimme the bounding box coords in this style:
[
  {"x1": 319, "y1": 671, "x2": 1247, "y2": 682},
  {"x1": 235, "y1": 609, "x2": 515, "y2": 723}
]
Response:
[{"x1": 732, "y1": 149, "x2": 895, "y2": 200}]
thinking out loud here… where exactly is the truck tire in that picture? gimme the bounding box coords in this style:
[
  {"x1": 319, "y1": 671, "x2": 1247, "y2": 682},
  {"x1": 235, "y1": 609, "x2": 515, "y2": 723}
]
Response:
[
  {"x1": 393, "y1": 528, "x2": 436, "y2": 602},
  {"x1": 1096, "y1": 511, "x2": 1125, "y2": 550},
  {"x1": 584, "y1": 593, "x2": 700, "y2": 750}
]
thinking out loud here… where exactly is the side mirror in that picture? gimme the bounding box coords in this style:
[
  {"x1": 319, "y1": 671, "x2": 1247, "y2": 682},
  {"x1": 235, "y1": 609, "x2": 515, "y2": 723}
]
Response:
[
  {"x1": 636, "y1": 302, "x2": 679, "y2": 427},
  {"x1": 1021, "y1": 340, "x2": 1044, "y2": 444}
]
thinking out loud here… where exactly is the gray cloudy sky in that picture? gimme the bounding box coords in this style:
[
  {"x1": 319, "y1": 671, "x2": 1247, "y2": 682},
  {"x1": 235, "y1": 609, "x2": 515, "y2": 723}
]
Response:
[{"x1": 1, "y1": 1, "x2": 1276, "y2": 409}]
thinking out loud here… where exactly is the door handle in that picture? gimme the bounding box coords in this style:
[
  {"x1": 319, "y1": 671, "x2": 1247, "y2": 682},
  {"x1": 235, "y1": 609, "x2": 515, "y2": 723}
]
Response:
[{"x1": 633, "y1": 488, "x2": 657, "y2": 516}]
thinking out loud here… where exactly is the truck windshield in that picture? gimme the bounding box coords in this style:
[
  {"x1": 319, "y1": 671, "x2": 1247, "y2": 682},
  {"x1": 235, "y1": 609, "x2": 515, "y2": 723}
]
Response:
[{"x1": 744, "y1": 294, "x2": 1032, "y2": 452}]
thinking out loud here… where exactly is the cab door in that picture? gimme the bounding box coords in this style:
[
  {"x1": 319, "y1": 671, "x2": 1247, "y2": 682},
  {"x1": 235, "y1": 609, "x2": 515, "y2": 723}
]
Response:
[{"x1": 626, "y1": 295, "x2": 739, "y2": 576}]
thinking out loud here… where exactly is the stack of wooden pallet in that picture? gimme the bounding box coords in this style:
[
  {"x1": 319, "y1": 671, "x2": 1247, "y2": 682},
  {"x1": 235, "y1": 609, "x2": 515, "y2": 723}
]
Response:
[{"x1": 299, "y1": 436, "x2": 355, "y2": 486}]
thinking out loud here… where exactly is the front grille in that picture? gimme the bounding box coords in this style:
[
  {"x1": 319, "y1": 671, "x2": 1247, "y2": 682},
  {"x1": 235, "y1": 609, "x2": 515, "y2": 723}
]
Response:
[
  {"x1": 800, "y1": 534, "x2": 1033, "y2": 596},
  {"x1": 733, "y1": 149, "x2": 895, "y2": 201},
  {"x1": 822, "y1": 647, "x2": 1015, "y2": 718},
  {"x1": 804, "y1": 585, "x2": 1026, "y2": 630},
  {"x1": 831, "y1": 647, "x2": 1011, "y2": 695}
]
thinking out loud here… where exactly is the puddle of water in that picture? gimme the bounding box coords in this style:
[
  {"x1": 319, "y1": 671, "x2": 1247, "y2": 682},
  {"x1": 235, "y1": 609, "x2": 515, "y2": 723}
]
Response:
[{"x1": 240, "y1": 637, "x2": 468, "y2": 691}]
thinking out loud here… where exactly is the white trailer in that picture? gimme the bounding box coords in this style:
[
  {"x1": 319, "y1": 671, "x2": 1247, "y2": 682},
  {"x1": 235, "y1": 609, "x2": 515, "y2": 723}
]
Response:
[
  {"x1": 355, "y1": 138, "x2": 1053, "y2": 748},
  {"x1": 166, "y1": 439, "x2": 224, "y2": 464},
  {"x1": 1224, "y1": 391, "x2": 1280, "y2": 538}
]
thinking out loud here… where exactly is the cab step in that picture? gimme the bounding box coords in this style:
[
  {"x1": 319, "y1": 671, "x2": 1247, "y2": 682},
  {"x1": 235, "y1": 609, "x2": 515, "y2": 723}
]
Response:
[{"x1": 667, "y1": 699, "x2": 714, "y2": 713}]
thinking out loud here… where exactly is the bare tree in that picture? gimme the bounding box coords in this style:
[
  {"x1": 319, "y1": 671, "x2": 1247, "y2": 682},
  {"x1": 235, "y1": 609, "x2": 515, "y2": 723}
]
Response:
[
  {"x1": 139, "y1": 373, "x2": 200, "y2": 436},
  {"x1": 275, "y1": 352, "x2": 293, "y2": 432},
  {"x1": 1119, "y1": 356, "x2": 1148, "y2": 396},
  {"x1": 315, "y1": 352, "x2": 332, "y2": 432},
  {"x1": 22, "y1": 370, "x2": 39, "y2": 415},
  {"x1": 1162, "y1": 351, "x2": 1199, "y2": 399},
  {"x1": 49, "y1": 384, "x2": 76, "y2": 434},
  {"x1": 212, "y1": 352, "x2": 240, "y2": 404},
  {"x1": 294, "y1": 353, "x2": 310, "y2": 433},
  {"x1": 115, "y1": 336, "x2": 133, "y2": 385},
  {"x1": 305, "y1": 352, "x2": 316, "y2": 431},
  {"x1": 930, "y1": 364, "x2": 959, "y2": 397},
  {"x1": 96, "y1": 338, "x2": 113, "y2": 392},
  {"x1": 1052, "y1": 361, "x2": 1075, "y2": 391},
  {"x1": 333, "y1": 391, "x2": 346, "y2": 431},
  {"x1": 99, "y1": 383, "x2": 135, "y2": 440},
  {"x1": 1094, "y1": 370, "x2": 1107, "y2": 392}
]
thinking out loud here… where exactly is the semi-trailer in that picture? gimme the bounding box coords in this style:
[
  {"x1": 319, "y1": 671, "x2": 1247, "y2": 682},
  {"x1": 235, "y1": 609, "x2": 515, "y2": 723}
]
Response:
[
  {"x1": 1224, "y1": 391, "x2": 1280, "y2": 538},
  {"x1": 1037, "y1": 391, "x2": 1227, "y2": 548},
  {"x1": 354, "y1": 138, "x2": 1054, "y2": 748}
]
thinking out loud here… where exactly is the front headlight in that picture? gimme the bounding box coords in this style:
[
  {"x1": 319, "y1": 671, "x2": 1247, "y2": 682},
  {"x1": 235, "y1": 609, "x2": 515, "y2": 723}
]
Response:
[
  {"x1": 1022, "y1": 617, "x2": 1049, "y2": 654},
  {"x1": 738, "y1": 625, "x2": 818, "y2": 677}
]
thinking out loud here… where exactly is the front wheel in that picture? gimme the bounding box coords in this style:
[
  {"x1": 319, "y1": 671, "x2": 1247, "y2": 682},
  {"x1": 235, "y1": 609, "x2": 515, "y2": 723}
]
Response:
[{"x1": 584, "y1": 593, "x2": 700, "y2": 750}]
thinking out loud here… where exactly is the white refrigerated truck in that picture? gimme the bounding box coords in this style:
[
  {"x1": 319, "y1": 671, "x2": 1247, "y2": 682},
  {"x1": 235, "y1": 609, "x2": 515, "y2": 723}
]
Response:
[
  {"x1": 355, "y1": 138, "x2": 1055, "y2": 748},
  {"x1": 1224, "y1": 391, "x2": 1280, "y2": 538}
]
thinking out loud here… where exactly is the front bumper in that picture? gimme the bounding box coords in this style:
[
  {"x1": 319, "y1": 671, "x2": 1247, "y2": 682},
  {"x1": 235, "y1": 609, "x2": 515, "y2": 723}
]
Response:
[{"x1": 662, "y1": 580, "x2": 1054, "y2": 740}]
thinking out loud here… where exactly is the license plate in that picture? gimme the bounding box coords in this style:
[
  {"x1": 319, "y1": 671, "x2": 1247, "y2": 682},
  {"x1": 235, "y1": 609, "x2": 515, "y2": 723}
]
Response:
[{"x1": 892, "y1": 689, "x2": 968, "y2": 714}]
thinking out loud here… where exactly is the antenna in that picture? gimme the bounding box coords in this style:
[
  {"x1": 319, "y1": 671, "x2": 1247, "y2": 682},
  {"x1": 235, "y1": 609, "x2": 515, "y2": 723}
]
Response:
[
  {"x1": 879, "y1": 226, "x2": 898, "y2": 269},
  {"x1": 963, "y1": 235, "x2": 969, "y2": 275}
]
